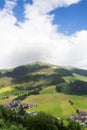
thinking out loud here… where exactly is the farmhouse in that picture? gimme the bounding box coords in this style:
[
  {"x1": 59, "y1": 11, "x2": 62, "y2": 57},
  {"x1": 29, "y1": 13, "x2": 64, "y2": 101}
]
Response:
[{"x1": 69, "y1": 111, "x2": 87, "y2": 126}]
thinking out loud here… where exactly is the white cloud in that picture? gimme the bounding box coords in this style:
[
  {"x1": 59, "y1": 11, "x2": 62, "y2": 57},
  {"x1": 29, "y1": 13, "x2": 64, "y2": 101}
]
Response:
[
  {"x1": 31, "y1": 0, "x2": 81, "y2": 14},
  {"x1": 0, "y1": 0, "x2": 87, "y2": 69}
]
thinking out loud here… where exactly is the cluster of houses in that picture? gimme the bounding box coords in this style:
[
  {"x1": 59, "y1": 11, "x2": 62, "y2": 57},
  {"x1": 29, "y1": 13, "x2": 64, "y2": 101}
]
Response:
[
  {"x1": 4, "y1": 100, "x2": 37, "y2": 111},
  {"x1": 69, "y1": 111, "x2": 87, "y2": 126}
]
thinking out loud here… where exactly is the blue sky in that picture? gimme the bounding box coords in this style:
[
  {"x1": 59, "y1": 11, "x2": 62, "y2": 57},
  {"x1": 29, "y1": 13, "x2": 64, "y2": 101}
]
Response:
[
  {"x1": 52, "y1": 0, "x2": 87, "y2": 34},
  {"x1": 0, "y1": 0, "x2": 87, "y2": 69},
  {"x1": 0, "y1": 0, "x2": 87, "y2": 34}
]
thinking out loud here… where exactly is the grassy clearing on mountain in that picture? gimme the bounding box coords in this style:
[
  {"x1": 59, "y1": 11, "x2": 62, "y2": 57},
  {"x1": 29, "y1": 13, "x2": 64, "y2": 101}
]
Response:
[
  {"x1": 0, "y1": 95, "x2": 17, "y2": 104},
  {"x1": 40, "y1": 86, "x2": 56, "y2": 94},
  {"x1": 0, "y1": 77, "x2": 12, "y2": 88},
  {"x1": 63, "y1": 73, "x2": 87, "y2": 84},
  {"x1": 73, "y1": 73, "x2": 87, "y2": 82},
  {"x1": 0, "y1": 86, "x2": 13, "y2": 93},
  {"x1": 23, "y1": 94, "x2": 62, "y2": 117},
  {"x1": 70, "y1": 95, "x2": 87, "y2": 109},
  {"x1": 22, "y1": 93, "x2": 87, "y2": 119},
  {"x1": 23, "y1": 93, "x2": 78, "y2": 118},
  {"x1": 63, "y1": 76, "x2": 75, "y2": 83}
]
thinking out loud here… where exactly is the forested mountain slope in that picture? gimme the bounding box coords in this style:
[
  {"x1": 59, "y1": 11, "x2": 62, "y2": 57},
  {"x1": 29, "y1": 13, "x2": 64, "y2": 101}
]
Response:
[{"x1": 0, "y1": 62, "x2": 87, "y2": 98}]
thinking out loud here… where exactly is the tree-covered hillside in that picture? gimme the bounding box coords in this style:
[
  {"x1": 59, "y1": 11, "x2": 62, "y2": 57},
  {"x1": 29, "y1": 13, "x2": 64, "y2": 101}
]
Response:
[{"x1": 0, "y1": 62, "x2": 87, "y2": 98}]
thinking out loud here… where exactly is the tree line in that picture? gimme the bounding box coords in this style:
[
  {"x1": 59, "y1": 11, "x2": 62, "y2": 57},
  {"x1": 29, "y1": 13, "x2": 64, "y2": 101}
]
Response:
[
  {"x1": 0, "y1": 105, "x2": 84, "y2": 130},
  {"x1": 56, "y1": 80, "x2": 87, "y2": 95}
]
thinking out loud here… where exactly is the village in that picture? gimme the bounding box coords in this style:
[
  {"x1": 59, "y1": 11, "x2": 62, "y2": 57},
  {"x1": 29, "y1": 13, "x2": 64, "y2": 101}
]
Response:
[
  {"x1": 69, "y1": 111, "x2": 87, "y2": 127},
  {"x1": 4, "y1": 100, "x2": 37, "y2": 111}
]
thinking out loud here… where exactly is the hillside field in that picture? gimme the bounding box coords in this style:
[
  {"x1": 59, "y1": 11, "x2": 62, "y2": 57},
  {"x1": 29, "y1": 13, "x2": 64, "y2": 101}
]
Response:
[{"x1": 23, "y1": 91, "x2": 87, "y2": 118}]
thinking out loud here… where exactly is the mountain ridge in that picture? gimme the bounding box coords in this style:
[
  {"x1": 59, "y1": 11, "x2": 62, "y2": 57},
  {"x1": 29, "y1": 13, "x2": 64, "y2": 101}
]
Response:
[{"x1": 0, "y1": 62, "x2": 87, "y2": 98}]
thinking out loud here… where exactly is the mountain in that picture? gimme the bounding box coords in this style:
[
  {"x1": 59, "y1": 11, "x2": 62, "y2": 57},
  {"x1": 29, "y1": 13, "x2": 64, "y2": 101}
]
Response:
[{"x1": 0, "y1": 62, "x2": 87, "y2": 100}]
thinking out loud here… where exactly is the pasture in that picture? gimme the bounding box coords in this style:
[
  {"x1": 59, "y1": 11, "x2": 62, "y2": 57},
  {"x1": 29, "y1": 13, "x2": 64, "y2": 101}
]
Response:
[{"x1": 23, "y1": 92, "x2": 87, "y2": 119}]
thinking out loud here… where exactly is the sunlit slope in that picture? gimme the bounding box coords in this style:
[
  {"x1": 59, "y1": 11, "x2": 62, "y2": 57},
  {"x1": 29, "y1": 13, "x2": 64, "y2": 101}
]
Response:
[
  {"x1": 0, "y1": 62, "x2": 87, "y2": 97},
  {"x1": 22, "y1": 92, "x2": 87, "y2": 118}
]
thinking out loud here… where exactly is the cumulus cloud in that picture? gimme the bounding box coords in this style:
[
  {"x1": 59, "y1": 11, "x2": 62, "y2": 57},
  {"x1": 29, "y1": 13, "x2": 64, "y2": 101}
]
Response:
[
  {"x1": 32, "y1": 0, "x2": 81, "y2": 14},
  {"x1": 0, "y1": 0, "x2": 87, "y2": 69}
]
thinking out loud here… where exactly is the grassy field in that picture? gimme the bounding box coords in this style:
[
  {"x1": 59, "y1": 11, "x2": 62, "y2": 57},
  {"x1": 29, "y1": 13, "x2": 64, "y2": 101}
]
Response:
[
  {"x1": 0, "y1": 77, "x2": 12, "y2": 88},
  {"x1": 40, "y1": 86, "x2": 56, "y2": 94},
  {"x1": 22, "y1": 91, "x2": 87, "y2": 120},
  {"x1": 0, "y1": 95, "x2": 17, "y2": 104},
  {"x1": 73, "y1": 73, "x2": 87, "y2": 82},
  {"x1": 23, "y1": 93, "x2": 72, "y2": 118},
  {"x1": 63, "y1": 74, "x2": 87, "y2": 83},
  {"x1": 0, "y1": 86, "x2": 14, "y2": 94}
]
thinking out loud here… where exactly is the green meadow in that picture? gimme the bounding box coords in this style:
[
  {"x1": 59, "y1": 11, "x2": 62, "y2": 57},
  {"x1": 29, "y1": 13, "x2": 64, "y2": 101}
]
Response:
[
  {"x1": 22, "y1": 86, "x2": 87, "y2": 119},
  {"x1": 0, "y1": 86, "x2": 13, "y2": 94}
]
